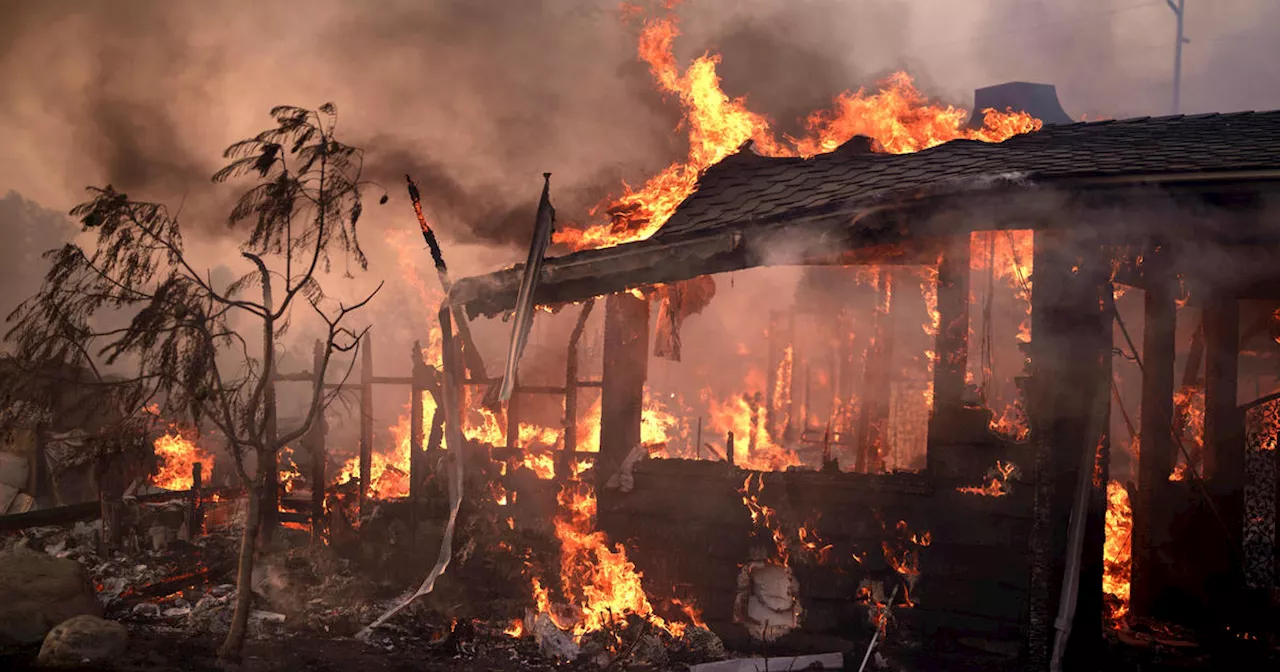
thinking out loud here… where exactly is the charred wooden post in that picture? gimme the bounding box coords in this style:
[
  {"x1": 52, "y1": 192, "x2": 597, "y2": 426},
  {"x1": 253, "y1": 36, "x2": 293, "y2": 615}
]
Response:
[
  {"x1": 506, "y1": 373, "x2": 520, "y2": 451},
  {"x1": 411, "y1": 341, "x2": 426, "y2": 504},
  {"x1": 599, "y1": 292, "x2": 649, "y2": 490},
  {"x1": 307, "y1": 340, "x2": 327, "y2": 545},
  {"x1": 928, "y1": 234, "x2": 972, "y2": 477},
  {"x1": 1132, "y1": 247, "x2": 1177, "y2": 618},
  {"x1": 427, "y1": 403, "x2": 445, "y2": 453},
  {"x1": 726, "y1": 431, "x2": 735, "y2": 467},
  {"x1": 188, "y1": 462, "x2": 203, "y2": 537},
  {"x1": 932, "y1": 233, "x2": 971, "y2": 413},
  {"x1": 563, "y1": 300, "x2": 595, "y2": 478},
  {"x1": 1202, "y1": 290, "x2": 1244, "y2": 591},
  {"x1": 359, "y1": 331, "x2": 374, "y2": 518},
  {"x1": 857, "y1": 270, "x2": 894, "y2": 474},
  {"x1": 1026, "y1": 229, "x2": 1111, "y2": 669},
  {"x1": 1173, "y1": 316, "x2": 1205, "y2": 466},
  {"x1": 765, "y1": 311, "x2": 781, "y2": 437}
]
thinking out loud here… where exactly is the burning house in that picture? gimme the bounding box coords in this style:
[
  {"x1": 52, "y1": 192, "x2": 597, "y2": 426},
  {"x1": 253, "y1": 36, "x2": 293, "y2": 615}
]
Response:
[
  {"x1": 439, "y1": 84, "x2": 1280, "y2": 668},
  {"x1": 2, "y1": 6, "x2": 1280, "y2": 670}
]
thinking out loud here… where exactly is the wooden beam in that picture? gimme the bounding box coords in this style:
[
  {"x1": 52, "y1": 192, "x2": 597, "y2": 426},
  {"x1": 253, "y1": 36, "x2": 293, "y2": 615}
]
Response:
[
  {"x1": 599, "y1": 293, "x2": 650, "y2": 489},
  {"x1": 1132, "y1": 246, "x2": 1177, "y2": 619},
  {"x1": 0, "y1": 487, "x2": 242, "y2": 533}
]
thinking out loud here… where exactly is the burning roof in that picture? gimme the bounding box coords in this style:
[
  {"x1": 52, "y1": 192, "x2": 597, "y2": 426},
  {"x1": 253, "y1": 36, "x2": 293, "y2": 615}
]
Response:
[{"x1": 452, "y1": 110, "x2": 1280, "y2": 318}]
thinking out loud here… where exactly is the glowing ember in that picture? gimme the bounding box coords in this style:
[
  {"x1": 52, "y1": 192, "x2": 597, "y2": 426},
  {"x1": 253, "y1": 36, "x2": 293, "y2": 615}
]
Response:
[
  {"x1": 278, "y1": 446, "x2": 303, "y2": 494},
  {"x1": 1171, "y1": 387, "x2": 1204, "y2": 480},
  {"x1": 553, "y1": 9, "x2": 1041, "y2": 252},
  {"x1": 880, "y1": 519, "x2": 932, "y2": 607},
  {"x1": 151, "y1": 428, "x2": 215, "y2": 491},
  {"x1": 739, "y1": 473, "x2": 790, "y2": 564},
  {"x1": 956, "y1": 460, "x2": 1018, "y2": 497},
  {"x1": 1103, "y1": 480, "x2": 1132, "y2": 626}
]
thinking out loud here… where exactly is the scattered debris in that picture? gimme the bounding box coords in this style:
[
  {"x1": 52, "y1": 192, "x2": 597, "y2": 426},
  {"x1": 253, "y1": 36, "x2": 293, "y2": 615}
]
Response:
[{"x1": 689, "y1": 652, "x2": 844, "y2": 671}]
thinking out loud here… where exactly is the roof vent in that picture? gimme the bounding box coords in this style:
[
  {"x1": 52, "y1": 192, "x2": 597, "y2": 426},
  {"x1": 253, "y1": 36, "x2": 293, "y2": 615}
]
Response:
[
  {"x1": 966, "y1": 82, "x2": 1074, "y2": 128},
  {"x1": 834, "y1": 135, "x2": 877, "y2": 156}
]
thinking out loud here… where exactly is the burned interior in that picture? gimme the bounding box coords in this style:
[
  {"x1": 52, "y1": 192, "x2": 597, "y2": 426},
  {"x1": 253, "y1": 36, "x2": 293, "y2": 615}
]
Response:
[{"x1": 2, "y1": 5, "x2": 1280, "y2": 672}]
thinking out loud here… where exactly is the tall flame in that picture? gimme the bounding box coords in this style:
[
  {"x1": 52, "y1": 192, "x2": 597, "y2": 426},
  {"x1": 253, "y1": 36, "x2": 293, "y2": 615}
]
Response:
[
  {"x1": 1103, "y1": 480, "x2": 1133, "y2": 626},
  {"x1": 151, "y1": 428, "x2": 215, "y2": 491},
  {"x1": 553, "y1": 10, "x2": 1041, "y2": 252}
]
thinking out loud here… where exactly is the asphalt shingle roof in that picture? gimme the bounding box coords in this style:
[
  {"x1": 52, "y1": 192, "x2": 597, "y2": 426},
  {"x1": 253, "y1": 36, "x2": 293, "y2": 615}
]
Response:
[
  {"x1": 654, "y1": 111, "x2": 1280, "y2": 241},
  {"x1": 451, "y1": 111, "x2": 1280, "y2": 316}
]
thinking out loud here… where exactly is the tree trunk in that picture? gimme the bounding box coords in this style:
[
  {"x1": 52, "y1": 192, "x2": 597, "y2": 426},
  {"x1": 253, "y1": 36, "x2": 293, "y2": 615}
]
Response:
[{"x1": 219, "y1": 483, "x2": 262, "y2": 663}]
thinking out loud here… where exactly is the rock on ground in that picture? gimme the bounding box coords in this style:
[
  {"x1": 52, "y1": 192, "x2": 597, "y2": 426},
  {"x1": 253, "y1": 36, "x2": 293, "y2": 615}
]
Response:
[
  {"x1": 36, "y1": 615, "x2": 129, "y2": 668},
  {"x1": 0, "y1": 545, "x2": 103, "y2": 645}
]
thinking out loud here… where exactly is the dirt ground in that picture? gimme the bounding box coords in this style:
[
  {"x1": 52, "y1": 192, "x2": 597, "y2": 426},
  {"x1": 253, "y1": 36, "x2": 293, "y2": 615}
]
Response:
[{"x1": 0, "y1": 625, "x2": 561, "y2": 672}]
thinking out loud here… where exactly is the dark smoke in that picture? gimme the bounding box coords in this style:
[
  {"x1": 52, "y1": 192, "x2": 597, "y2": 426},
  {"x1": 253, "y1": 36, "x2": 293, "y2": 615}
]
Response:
[{"x1": 706, "y1": 0, "x2": 912, "y2": 134}]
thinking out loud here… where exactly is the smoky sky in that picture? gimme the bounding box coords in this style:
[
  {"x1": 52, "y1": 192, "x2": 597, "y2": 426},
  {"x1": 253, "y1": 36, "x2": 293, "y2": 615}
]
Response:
[{"x1": 3, "y1": 0, "x2": 1280, "y2": 252}]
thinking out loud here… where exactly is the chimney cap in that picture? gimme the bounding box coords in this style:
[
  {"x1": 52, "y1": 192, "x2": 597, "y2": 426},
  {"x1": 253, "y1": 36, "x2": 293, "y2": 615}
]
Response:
[{"x1": 967, "y1": 81, "x2": 1074, "y2": 128}]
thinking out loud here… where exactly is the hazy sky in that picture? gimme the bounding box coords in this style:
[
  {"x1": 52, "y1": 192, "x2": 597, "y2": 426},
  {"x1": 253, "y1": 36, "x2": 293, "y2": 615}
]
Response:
[
  {"x1": 1, "y1": 0, "x2": 1275, "y2": 440},
  {"x1": 2, "y1": 0, "x2": 1278, "y2": 350},
  {"x1": 2, "y1": 0, "x2": 1277, "y2": 247}
]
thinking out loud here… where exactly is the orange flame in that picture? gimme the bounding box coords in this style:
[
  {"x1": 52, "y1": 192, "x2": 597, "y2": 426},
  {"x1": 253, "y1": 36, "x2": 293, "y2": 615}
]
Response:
[
  {"x1": 553, "y1": 9, "x2": 1041, "y2": 252},
  {"x1": 278, "y1": 446, "x2": 303, "y2": 494},
  {"x1": 956, "y1": 460, "x2": 1018, "y2": 497},
  {"x1": 151, "y1": 428, "x2": 215, "y2": 491},
  {"x1": 536, "y1": 480, "x2": 705, "y2": 641},
  {"x1": 1103, "y1": 480, "x2": 1132, "y2": 626}
]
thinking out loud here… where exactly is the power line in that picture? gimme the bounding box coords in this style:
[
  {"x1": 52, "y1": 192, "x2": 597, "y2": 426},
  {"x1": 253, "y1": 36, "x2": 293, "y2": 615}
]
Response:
[{"x1": 1167, "y1": 0, "x2": 1189, "y2": 115}]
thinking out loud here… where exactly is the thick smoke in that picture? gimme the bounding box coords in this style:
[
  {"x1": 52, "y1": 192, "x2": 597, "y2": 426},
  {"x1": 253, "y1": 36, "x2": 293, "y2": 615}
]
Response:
[{"x1": 3, "y1": 0, "x2": 1280, "y2": 447}]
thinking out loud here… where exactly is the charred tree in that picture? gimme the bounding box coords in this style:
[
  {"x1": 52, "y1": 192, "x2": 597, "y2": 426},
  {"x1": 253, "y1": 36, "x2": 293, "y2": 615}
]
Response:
[{"x1": 1, "y1": 103, "x2": 385, "y2": 664}]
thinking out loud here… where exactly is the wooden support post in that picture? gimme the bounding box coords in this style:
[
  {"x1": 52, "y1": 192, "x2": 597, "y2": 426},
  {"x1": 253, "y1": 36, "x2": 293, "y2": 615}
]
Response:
[
  {"x1": 1204, "y1": 294, "x2": 1242, "y2": 488},
  {"x1": 726, "y1": 432, "x2": 735, "y2": 467},
  {"x1": 427, "y1": 403, "x2": 445, "y2": 453},
  {"x1": 765, "y1": 311, "x2": 780, "y2": 438},
  {"x1": 599, "y1": 292, "x2": 649, "y2": 491},
  {"x1": 857, "y1": 270, "x2": 894, "y2": 474},
  {"x1": 188, "y1": 462, "x2": 203, "y2": 538},
  {"x1": 1132, "y1": 249, "x2": 1177, "y2": 619},
  {"x1": 410, "y1": 342, "x2": 426, "y2": 504},
  {"x1": 933, "y1": 234, "x2": 971, "y2": 412},
  {"x1": 563, "y1": 300, "x2": 595, "y2": 479},
  {"x1": 928, "y1": 234, "x2": 971, "y2": 476},
  {"x1": 358, "y1": 331, "x2": 374, "y2": 519},
  {"x1": 1026, "y1": 229, "x2": 1110, "y2": 669},
  {"x1": 1203, "y1": 290, "x2": 1243, "y2": 590}
]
